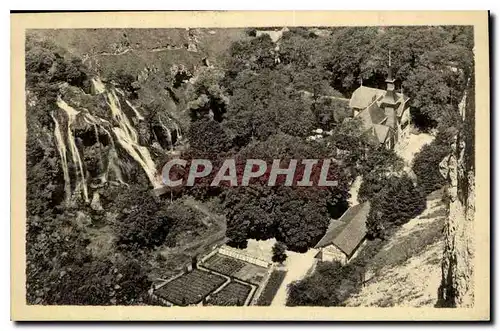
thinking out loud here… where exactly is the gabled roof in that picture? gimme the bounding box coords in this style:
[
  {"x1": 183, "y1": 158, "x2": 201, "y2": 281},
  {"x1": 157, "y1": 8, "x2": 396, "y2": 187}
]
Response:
[
  {"x1": 356, "y1": 102, "x2": 387, "y2": 132},
  {"x1": 350, "y1": 86, "x2": 409, "y2": 111},
  {"x1": 349, "y1": 86, "x2": 385, "y2": 109},
  {"x1": 372, "y1": 124, "x2": 390, "y2": 144},
  {"x1": 330, "y1": 202, "x2": 370, "y2": 257},
  {"x1": 314, "y1": 202, "x2": 371, "y2": 257},
  {"x1": 314, "y1": 219, "x2": 348, "y2": 248}
]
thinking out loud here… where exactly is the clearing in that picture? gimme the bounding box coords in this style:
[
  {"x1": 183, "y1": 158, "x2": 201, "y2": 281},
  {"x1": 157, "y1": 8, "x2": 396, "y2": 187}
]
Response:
[{"x1": 397, "y1": 131, "x2": 434, "y2": 166}]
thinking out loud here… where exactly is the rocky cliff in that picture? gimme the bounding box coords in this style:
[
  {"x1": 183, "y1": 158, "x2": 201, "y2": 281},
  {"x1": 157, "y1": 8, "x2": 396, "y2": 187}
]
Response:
[{"x1": 437, "y1": 72, "x2": 475, "y2": 307}]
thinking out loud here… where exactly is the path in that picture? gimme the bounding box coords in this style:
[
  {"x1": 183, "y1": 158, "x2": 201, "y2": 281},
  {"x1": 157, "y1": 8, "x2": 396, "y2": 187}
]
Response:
[
  {"x1": 271, "y1": 248, "x2": 318, "y2": 306},
  {"x1": 397, "y1": 132, "x2": 434, "y2": 166}
]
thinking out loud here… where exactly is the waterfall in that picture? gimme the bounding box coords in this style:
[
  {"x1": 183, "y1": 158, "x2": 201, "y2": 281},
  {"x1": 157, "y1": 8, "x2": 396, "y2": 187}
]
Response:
[
  {"x1": 126, "y1": 100, "x2": 144, "y2": 121},
  {"x1": 158, "y1": 116, "x2": 173, "y2": 150},
  {"x1": 52, "y1": 77, "x2": 165, "y2": 196},
  {"x1": 106, "y1": 89, "x2": 161, "y2": 188},
  {"x1": 106, "y1": 90, "x2": 138, "y2": 142},
  {"x1": 91, "y1": 77, "x2": 106, "y2": 94},
  {"x1": 51, "y1": 112, "x2": 71, "y2": 203},
  {"x1": 56, "y1": 97, "x2": 89, "y2": 202},
  {"x1": 112, "y1": 127, "x2": 160, "y2": 187}
]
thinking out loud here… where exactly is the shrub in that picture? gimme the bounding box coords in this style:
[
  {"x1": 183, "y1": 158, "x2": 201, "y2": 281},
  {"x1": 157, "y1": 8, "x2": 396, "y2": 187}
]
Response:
[
  {"x1": 286, "y1": 261, "x2": 359, "y2": 306},
  {"x1": 272, "y1": 242, "x2": 287, "y2": 263}
]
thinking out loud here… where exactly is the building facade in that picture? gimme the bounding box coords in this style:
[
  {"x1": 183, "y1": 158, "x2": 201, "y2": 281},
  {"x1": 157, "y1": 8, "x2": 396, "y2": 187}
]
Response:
[{"x1": 349, "y1": 69, "x2": 411, "y2": 150}]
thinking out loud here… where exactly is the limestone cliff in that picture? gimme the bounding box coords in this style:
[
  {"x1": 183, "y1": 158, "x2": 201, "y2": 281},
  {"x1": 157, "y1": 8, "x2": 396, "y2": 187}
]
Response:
[{"x1": 437, "y1": 73, "x2": 475, "y2": 307}]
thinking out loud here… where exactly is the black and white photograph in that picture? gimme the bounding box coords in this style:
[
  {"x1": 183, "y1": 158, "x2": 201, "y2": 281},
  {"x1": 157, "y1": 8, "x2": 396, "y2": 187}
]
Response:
[{"x1": 10, "y1": 11, "x2": 490, "y2": 321}]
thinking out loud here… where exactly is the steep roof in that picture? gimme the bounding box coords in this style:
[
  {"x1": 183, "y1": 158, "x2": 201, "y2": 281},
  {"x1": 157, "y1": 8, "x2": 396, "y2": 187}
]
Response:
[
  {"x1": 372, "y1": 124, "x2": 390, "y2": 144},
  {"x1": 331, "y1": 202, "x2": 370, "y2": 257},
  {"x1": 314, "y1": 202, "x2": 371, "y2": 256},
  {"x1": 314, "y1": 219, "x2": 347, "y2": 249},
  {"x1": 349, "y1": 86, "x2": 385, "y2": 109},
  {"x1": 350, "y1": 85, "x2": 409, "y2": 111},
  {"x1": 356, "y1": 102, "x2": 387, "y2": 131}
]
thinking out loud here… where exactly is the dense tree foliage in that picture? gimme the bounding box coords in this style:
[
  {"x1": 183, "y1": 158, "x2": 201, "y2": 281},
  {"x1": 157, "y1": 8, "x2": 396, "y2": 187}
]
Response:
[
  {"x1": 412, "y1": 130, "x2": 455, "y2": 195},
  {"x1": 287, "y1": 261, "x2": 360, "y2": 306},
  {"x1": 223, "y1": 69, "x2": 316, "y2": 147},
  {"x1": 366, "y1": 174, "x2": 426, "y2": 239},
  {"x1": 222, "y1": 133, "x2": 349, "y2": 252}
]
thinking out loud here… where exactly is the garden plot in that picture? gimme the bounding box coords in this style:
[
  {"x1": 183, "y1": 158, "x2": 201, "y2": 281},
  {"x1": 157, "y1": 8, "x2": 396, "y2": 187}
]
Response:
[
  {"x1": 206, "y1": 281, "x2": 252, "y2": 306},
  {"x1": 153, "y1": 269, "x2": 226, "y2": 306},
  {"x1": 203, "y1": 253, "x2": 246, "y2": 275},
  {"x1": 202, "y1": 253, "x2": 268, "y2": 285}
]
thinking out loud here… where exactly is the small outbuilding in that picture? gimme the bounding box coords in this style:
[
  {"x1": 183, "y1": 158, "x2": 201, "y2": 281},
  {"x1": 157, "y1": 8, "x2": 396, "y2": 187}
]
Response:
[{"x1": 314, "y1": 202, "x2": 371, "y2": 265}]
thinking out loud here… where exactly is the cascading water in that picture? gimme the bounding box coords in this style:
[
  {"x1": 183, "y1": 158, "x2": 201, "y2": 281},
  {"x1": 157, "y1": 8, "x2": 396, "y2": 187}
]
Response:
[
  {"x1": 91, "y1": 77, "x2": 106, "y2": 94},
  {"x1": 51, "y1": 77, "x2": 180, "y2": 202},
  {"x1": 105, "y1": 89, "x2": 162, "y2": 187},
  {"x1": 55, "y1": 97, "x2": 90, "y2": 202},
  {"x1": 126, "y1": 100, "x2": 144, "y2": 121},
  {"x1": 51, "y1": 112, "x2": 71, "y2": 203}
]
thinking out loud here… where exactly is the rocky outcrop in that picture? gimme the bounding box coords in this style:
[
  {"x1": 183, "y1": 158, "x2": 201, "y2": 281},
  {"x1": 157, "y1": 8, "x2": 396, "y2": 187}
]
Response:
[{"x1": 437, "y1": 74, "x2": 475, "y2": 307}]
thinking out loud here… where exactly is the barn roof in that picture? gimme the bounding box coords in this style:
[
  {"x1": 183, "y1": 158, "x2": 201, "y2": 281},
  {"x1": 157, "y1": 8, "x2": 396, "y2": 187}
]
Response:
[{"x1": 314, "y1": 202, "x2": 371, "y2": 258}]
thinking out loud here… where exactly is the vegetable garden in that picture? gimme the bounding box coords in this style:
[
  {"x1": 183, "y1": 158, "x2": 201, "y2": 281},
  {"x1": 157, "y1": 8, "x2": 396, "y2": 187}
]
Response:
[
  {"x1": 206, "y1": 281, "x2": 252, "y2": 306},
  {"x1": 203, "y1": 253, "x2": 246, "y2": 276},
  {"x1": 154, "y1": 269, "x2": 226, "y2": 306}
]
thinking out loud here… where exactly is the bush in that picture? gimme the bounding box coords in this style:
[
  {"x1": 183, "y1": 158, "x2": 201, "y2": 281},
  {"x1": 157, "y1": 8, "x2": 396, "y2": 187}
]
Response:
[
  {"x1": 366, "y1": 174, "x2": 426, "y2": 239},
  {"x1": 286, "y1": 261, "x2": 359, "y2": 306},
  {"x1": 272, "y1": 242, "x2": 287, "y2": 263}
]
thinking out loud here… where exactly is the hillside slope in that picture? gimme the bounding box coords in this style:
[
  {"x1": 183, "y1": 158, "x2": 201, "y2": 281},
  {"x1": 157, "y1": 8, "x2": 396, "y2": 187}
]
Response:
[{"x1": 345, "y1": 189, "x2": 445, "y2": 307}]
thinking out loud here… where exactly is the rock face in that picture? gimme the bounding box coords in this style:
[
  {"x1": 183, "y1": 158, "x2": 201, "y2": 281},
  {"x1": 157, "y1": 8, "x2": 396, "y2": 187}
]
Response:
[{"x1": 437, "y1": 74, "x2": 475, "y2": 308}]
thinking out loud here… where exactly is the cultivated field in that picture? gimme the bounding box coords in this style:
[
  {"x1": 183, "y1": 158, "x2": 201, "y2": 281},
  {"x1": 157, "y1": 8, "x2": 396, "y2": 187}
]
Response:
[
  {"x1": 154, "y1": 269, "x2": 226, "y2": 306},
  {"x1": 203, "y1": 254, "x2": 246, "y2": 275},
  {"x1": 202, "y1": 253, "x2": 268, "y2": 285},
  {"x1": 206, "y1": 281, "x2": 252, "y2": 306}
]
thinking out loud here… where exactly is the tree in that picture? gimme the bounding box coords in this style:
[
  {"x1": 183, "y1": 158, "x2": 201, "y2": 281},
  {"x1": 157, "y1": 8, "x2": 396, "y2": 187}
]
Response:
[
  {"x1": 272, "y1": 242, "x2": 288, "y2": 263},
  {"x1": 225, "y1": 34, "x2": 277, "y2": 79},
  {"x1": 112, "y1": 186, "x2": 169, "y2": 249},
  {"x1": 287, "y1": 261, "x2": 359, "y2": 306},
  {"x1": 221, "y1": 133, "x2": 348, "y2": 252},
  {"x1": 187, "y1": 118, "x2": 233, "y2": 158},
  {"x1": 366, "y1": 174, "x2": 426, "y2": 239},
  {"x1": 186, "y1": 67, "x2": 229, "y2": 122},
  {"x1": 223, "y1": 69, "x2": 315, "y2": 147},
  {"x1": 358, "y1": 171, "x2": 391, "y2": 203},
  {"x1": 412, "y1": 133, "x2": 453, "y2": 195}
]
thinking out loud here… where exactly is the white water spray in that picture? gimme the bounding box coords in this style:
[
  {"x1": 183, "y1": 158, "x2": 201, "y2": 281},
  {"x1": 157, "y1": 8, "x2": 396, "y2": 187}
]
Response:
[
  {"x1": 51, "y1": 112, "x2": 71, "y2": 203},
  {"x1": 56, "y1": 97, "x2": 89, "y2": 202},
  {"x1": 106, "y1": 90, "x2": 161, "y2": 187}
]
